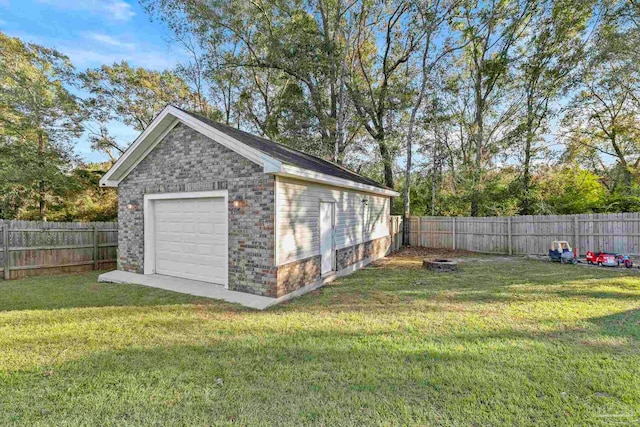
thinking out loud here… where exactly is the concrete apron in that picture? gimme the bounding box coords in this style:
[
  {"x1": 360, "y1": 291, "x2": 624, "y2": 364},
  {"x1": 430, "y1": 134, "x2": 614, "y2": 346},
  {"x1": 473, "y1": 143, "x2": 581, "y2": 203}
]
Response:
[
  {"x1": 98, "y1": 252, "x2": 383, "y2": 310},
  {"x1": 98, "y1": 270, "x2": 277, "y2": 310}
]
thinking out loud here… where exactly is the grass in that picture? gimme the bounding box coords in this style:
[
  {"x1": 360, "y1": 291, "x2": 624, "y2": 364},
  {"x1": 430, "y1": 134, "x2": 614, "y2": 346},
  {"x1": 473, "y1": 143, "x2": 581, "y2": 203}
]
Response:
[{"x1": 1, "y1": 254, "x2": 639, "y2": 426}]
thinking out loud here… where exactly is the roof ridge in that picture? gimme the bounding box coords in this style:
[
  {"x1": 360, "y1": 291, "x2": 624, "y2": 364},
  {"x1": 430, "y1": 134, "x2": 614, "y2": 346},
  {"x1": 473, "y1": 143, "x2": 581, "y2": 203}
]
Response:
[{"x1": 174, "y1": 106, "x2": 388, "y2": 189}]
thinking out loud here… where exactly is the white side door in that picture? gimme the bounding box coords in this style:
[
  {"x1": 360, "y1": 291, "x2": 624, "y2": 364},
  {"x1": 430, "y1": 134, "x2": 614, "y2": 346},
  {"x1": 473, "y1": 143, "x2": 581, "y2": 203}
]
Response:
[{"x1": 319, "y1": 201, "x2": 335, "y2": 275}]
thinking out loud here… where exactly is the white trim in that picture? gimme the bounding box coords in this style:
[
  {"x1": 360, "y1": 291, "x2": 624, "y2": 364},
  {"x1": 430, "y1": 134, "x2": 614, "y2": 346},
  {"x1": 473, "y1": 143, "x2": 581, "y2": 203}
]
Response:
[
  {"x1": 116, "y1": 117, "x2": 179, "y2": 186},
  {"x1": 273, "y1": 176, "x2": 280, "y2": 267},
  {"x1": 100, "y1": 109, "x2": 176, "y2": 186},
  {"x1": 276, "y1": 164, "x2": 399, "y2": 197},
  {"x1": 171, "y1": 107, "x2": 273, "y2": 168},
  {"x1": 100, "y1": 106, "x2": 282, "y2": 187},
  {"x1": 143, "y1": 190, "x2": 229, "y2": 288},
  {"x1": 99, "y1": 106, "x2": 398, "y2": 199}
]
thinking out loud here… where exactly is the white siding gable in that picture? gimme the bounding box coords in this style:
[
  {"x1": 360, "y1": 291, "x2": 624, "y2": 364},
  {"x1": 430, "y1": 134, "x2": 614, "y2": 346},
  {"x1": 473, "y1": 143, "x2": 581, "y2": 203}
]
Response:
[{"x1": 276, "y1": 177, "x2": 390, "y2": 265}]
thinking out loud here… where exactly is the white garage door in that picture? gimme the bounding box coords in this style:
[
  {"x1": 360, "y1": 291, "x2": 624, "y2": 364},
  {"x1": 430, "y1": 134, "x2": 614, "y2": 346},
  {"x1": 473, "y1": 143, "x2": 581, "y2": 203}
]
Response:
[{"x1": 153, "y1": 197, "x2": 227, "y2": 285}]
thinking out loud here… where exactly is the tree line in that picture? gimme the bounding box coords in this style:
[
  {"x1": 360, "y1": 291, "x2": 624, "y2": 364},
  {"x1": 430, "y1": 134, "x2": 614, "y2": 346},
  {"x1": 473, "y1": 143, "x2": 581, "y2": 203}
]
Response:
[{"x1": 1, "y1": 0, "x2": 639, "y2": 223}]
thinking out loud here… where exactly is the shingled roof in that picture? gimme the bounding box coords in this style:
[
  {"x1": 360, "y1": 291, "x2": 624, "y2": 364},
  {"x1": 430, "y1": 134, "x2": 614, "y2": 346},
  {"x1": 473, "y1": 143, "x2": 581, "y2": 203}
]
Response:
[{"x1": 178, "y1": 108, "x2": 389, "y2": 190}]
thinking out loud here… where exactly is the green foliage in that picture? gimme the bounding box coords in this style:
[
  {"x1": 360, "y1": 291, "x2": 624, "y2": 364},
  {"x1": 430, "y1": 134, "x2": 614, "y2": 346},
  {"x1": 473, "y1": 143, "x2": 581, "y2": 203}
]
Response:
[
  {"x1": 535, "y1": 166, "x2": 607, "y2": 214},
  {"x1": 4, "y1": 1, "x2": 640, "y2": 220},
  {"x1": 16, "y1": 163, "x2": 117, "y2": 222},
  {"x1": 0, "y1": 31, "x2": 84, "y2": 220}
]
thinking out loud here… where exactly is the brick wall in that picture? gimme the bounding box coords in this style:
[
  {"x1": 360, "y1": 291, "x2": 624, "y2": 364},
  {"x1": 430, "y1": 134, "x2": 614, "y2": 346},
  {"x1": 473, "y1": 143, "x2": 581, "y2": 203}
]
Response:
[
  {"x1": 276, "y1": 255, "x2": 321, "y2": 297},
  {"x1": 336, "y1": 235, "x2": 391, "y2": 271},
  {"x1": 275, "y1": 235, "x2": 391, "y2": 296},
  {"x1": 117, "y1": 123, "x2": 277, "y2": 296}
]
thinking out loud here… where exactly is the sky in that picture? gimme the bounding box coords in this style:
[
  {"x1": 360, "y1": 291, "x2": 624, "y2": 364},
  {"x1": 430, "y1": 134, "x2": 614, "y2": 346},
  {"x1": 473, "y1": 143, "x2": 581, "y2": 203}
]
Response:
[{"x1": 0, "y1": 0, "x2": 185, "y2": 163}]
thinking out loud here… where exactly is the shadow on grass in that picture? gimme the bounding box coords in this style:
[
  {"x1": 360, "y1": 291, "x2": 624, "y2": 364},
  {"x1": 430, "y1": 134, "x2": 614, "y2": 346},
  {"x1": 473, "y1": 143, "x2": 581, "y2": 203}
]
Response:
[
  {"x1": 2, "y1": 317, "x2": 639, "y2": 426},
  {"x1": 313, "y1": 258, "x2": 640, "y2": 307},
  {"x1": 0, "y1": 271, "x2": 230, "y2": 312},
  {"x1": 588, "y1": 308, "x2": 640, "y2": 342}
]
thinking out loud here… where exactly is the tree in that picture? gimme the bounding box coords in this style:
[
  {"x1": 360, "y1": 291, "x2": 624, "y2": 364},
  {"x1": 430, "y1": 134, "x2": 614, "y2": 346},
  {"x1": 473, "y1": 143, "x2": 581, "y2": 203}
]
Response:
[
  {"x1": 79, "y1": 61, "x2": 216, "y2": 160},
  {"x1": 562, "y1": 0, "x2": 640, "y2": 193},
  {"x1": 511, "y1": 0, "x2": 594, "y2": 214},
  {"x1": 143, "y1": 0, "x2": 362, "y2": 163},
  {"x1": 402, "y1": 0, "x2": 464, "y2": 241},
  {"x1": 347, "y1": 0, "x2": 424, "y2": 194},
  {"x1": 0, "y1": 31, "x2": 84, "y2": 220},
  {"x1": 457, "y1": 0, "x2": 535, "y2": 216}
]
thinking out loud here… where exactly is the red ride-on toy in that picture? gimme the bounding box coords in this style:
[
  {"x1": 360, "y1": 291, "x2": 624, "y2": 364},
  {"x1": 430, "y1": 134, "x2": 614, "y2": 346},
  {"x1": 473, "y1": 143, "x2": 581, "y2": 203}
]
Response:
[{"x1": 586, "y1": 251, "x2": 633, "y2": 268}]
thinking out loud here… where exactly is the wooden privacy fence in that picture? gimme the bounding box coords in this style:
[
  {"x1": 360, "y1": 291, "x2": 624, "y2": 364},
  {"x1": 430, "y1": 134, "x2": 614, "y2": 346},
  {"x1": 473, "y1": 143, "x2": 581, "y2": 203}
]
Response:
[
  {"x1": 0, "y1": 220, "x2": 118, "y2": 280},
  {"x1": 389, "y1": 216, "x2": 404, "y2": 252},
  {"x1": 409, "y1": 213, "x2": 640, "y2": 256}
]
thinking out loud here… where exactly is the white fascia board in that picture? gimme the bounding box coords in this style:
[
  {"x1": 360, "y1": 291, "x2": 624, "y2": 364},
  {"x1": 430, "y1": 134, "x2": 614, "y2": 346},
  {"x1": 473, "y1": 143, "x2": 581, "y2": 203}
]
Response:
[
  {"x1": 99, "y1": 105, "x2": 282, "y2": 187},
  {"x1": 99, "y1": 108, "x2": 175, "y2": 187},
  {"x1": 275, "y1": 164, "x2": 400, "y2": 198}
]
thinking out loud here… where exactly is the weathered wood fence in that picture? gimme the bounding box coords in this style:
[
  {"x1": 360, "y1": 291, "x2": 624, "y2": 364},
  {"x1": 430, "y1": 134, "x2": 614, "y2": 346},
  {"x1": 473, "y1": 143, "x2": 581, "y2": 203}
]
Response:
[
  {"x1": 389, "y1": 216, "x2": 404, "y2": 252},
  {"x1": 409, "y1": 213, "x2": 640, "y2": 256},
  {"x1": 0, "y1": 220, "x2": 118, "y2": 280}
]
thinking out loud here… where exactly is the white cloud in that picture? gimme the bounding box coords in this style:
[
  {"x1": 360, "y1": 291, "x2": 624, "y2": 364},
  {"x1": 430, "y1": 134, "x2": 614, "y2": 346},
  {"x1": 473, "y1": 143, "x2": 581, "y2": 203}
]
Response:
[
  {"x1": 64, "y1": 47, "x2": 180, "y2": 71},
  {"x1": 102, "y1": 0, "x2": 135, "y2": 22},
  {"x1": 37, "y1": 0, "x2": 135, "y2": 23},
  {"x1": 83, "y1": 32, "x2": 135, "y2": 50}
]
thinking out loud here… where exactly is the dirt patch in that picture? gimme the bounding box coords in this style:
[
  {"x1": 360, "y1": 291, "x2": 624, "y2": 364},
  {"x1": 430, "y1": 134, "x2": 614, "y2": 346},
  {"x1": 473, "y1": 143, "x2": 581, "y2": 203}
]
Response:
[
  {"x1": 390, "y1": 246, "x2": 476, "y2": 258},
  {"x1": 372, "y1": 246, "x2": 520, "y2": 270}
]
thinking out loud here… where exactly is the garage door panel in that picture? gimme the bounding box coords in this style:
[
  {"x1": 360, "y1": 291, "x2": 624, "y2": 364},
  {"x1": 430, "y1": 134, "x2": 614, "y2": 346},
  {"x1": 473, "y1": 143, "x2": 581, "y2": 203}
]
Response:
[{"x1": 153, "y1": 197, "x2": 228, "y2": 285}]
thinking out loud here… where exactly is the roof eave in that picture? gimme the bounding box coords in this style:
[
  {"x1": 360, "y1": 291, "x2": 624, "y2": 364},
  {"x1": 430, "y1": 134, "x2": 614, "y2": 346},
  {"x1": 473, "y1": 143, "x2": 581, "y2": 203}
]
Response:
[
  {"x1": 275, "y1": 164, "x2": 399, "y2": 197},
  {"x1": 99, "y1": 105, "x2": 399, "y2": 198}
]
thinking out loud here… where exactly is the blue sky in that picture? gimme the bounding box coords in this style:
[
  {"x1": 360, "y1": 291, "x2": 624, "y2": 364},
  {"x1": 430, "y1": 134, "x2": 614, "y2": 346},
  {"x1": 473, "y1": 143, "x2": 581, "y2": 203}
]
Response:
[{"x1": 0, "y1": 0, "x2": 185, "y2": 163}]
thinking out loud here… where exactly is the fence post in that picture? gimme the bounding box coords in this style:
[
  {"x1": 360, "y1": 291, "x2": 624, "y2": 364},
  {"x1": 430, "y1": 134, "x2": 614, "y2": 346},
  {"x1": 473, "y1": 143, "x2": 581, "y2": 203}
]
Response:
[
  {"x1": 3, "y1": 223, "x2": 9, "y2": 280},
  {"x1": 452, "y1": 217, "x2": 456, "y2": 250},
  {"x1": 574, "y1": 216, "x2": 579, "y2": 256},
  {"x1": 507, "y1": 217, "x2": 512, "y2": 255},
  {"x1": 93, "y1": 226, "x2": 99, "y2": 270}
]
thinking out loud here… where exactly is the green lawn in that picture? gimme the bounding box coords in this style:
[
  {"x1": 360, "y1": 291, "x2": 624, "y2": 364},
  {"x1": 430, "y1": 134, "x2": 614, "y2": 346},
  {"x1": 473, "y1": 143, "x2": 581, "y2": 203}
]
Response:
[{"x1": 1, "y1": 254, "x2": 639, "y2": 426}]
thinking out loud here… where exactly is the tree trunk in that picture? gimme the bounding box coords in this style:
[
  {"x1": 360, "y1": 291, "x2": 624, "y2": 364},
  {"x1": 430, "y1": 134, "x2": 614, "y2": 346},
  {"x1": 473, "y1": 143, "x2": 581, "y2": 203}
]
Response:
[
  {"x1": 610, "y1": 131, "x2": 633, "y2": 187},
  {"x1": 38, "y1": 130, "x2": 47, "y2": 221},
  {"x1": 470, "y1": 105, "x2": 483, "y2": 217},
  {"x1": 521, "y1": 113, "x2": 534, "y2": 215},
  {"x1": 431, "y1": 141, "x2": 439, "y2": 216},
  {"x1": 403, "y1": 131, "x2": 412, "y2": 244},
  {"x1": 377, "y1": 133, "x2": 395, "y2": 210},
  {"x1": 521, "y1": 135, "x2": 532, "y2": 215}
]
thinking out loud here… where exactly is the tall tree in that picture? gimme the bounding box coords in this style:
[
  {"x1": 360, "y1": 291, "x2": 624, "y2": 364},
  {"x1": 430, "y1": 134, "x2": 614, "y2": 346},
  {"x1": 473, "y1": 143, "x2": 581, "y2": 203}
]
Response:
[
  {"x1": 347, "y1": 0, "x2": 424, "y2": 194},
  {"x1": 402, "y1": 0, "x2": 464, "y2": 240},
  {"x1": 0, "y1": 31, "x2": 84, "y2": 220},
  {"x1": 458, "y1": 0, "x2": 535, "y2": 216},
  {"x1": 79, "y1": 61, "x2": 215, "y2": 160},
  {"x1": 512, "y1": 0, "x2": 594, "y2": 214},
  {"x1": 143, "y1": 0, "x2": 361, "y2": 162},
  {"x1": 562, "y1": 0, "x2": 640, "y2": 193}
]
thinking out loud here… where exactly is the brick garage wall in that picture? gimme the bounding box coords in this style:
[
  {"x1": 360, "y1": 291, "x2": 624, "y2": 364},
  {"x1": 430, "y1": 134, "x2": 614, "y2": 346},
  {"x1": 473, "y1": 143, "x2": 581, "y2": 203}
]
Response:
[
  {"x1": 275, "y1": 235, "x2": 391, "y2": 296},
  {"x1": 276, "y1": 255, "x2": 321, "y2": 297},
  {"x1": 336, "y1": 235, "x2": 391, "y2": 271},
  {"x1": 117, "y1": 123, "x2": 277, "y2": 297}
]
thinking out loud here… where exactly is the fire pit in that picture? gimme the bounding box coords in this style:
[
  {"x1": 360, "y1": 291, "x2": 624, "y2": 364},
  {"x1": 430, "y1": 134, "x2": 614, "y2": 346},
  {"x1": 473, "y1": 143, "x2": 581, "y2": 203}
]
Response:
[{"x1": 423, "y1": 258, "x2": 458, "y2": 272}]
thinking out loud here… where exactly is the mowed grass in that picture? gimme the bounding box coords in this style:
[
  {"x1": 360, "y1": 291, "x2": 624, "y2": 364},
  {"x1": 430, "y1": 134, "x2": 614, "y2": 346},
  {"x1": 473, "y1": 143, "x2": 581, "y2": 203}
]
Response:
[{"x1": 1, "y1": 254, "x2": 640, "y2": 426}]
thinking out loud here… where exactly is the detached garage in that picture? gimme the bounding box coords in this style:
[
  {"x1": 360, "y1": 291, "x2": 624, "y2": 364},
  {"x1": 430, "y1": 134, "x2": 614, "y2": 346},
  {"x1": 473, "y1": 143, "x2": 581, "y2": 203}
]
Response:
[{"x1": 99, "y1": 105, "x2": 398, "y2": 301}]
